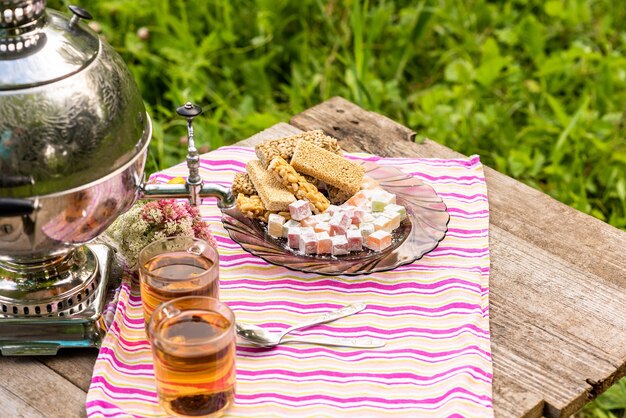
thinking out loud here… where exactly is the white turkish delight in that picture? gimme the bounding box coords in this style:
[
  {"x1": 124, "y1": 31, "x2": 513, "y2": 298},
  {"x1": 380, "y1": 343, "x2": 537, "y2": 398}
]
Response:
[
  {"x1": 384, "y1": 203, "x2": 407, "y2": 221},
  {"x1": 381, "y1": 211, "x2": 401, "y2": 231},
  {"x1": 373, "y1": 215, "x2": 394, "y2": 233},
  {"x1": 363, "y1": 212, "x2": 375, "y2": 223},
  {"x1": 282, "y1": 219, "x2": 300, "y2": 238},
  {"x1": 289, "y1": 199, "x2": 312, "y2": 221},
  {"x1": 267, "y1": 213, "x2": 286, "y2": 238},
  {"x1": 359, "y1": 222, "x2": 375, "y2": 238}
]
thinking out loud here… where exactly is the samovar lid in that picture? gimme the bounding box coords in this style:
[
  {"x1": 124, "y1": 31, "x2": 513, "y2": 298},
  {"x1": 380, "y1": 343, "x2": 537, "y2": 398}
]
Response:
[
  {"x1": 0, "y1": 0, "x2": 151, "y2": 198},
  {"x1": 0, "y1": 1, "x2": 98, "y2": 89}
]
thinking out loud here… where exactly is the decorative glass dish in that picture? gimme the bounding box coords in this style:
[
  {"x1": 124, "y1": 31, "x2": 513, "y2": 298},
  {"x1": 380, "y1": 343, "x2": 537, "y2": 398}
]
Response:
[{"x1": 221, "y1": 161, "x2": 450, "y2": 276}]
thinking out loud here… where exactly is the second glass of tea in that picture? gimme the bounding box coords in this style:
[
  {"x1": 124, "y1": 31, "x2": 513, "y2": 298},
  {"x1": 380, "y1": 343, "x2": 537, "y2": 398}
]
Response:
[
  {"x1": 139, "y1": 236, "x2": 219, "y2": 323},
  {"x1": 148, "y1": 296, "x2": 236, "y2": 417}
]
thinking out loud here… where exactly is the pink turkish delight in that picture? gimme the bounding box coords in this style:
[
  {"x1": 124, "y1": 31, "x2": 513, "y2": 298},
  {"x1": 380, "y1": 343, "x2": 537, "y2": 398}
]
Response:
[
  {"x1": 300, "y1": 217, "x2": 318, "y2": 228},
  {"x1": 314, "y1": 222, "x2": 330, "y2": 234},
  {"x1": 351, "y1": 208, "x2": 365, "y2": 225},
  {"x1": 326, "y1": 205, "x2": 342, "y2": 215},
  {"x1": 346, "y1": 229, "x2": 363, "y2": 251},
  {"x1": 316, "y1": 232, "x2": 332, "y2": 254},
  {"x1": 346, "y1": 191, "x2": 369, "y2": 207},
  {"x1": 365, "y1": 230, "x2": 392, "y2": 252},
  {"x1": 289, "y1": 199, "x2": 312, "y2": 221},
  {"x1": 299, "y1": 230, "x2": 318, "y2": 255},
  {"x1": 331, "y1": 235, "x2": 349, "y2": 256},
  {"x1": 329, "y1": 211, "x2": 350, "y2": 236},
  {"x1": 287, "y1": 226, "x2": 301, "y2": 248}
]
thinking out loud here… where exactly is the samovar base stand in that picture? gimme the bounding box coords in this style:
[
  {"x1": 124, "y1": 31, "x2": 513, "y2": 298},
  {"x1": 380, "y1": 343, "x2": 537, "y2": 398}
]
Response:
[{"x1": 0, "y1": 244, "x2": 118, "y2": 355}]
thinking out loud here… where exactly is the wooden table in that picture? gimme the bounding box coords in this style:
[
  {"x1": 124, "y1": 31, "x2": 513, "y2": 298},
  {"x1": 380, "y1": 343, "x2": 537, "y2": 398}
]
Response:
[{"x1": 3, "y1": 97, "x2": 626, "y2": 418}]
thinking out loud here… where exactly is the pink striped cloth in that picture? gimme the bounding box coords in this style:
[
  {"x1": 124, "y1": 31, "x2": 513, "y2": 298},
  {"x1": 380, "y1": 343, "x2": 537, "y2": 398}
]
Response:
[{"x1": 86, "y1": 146, "x2": 493, "y2": 417}]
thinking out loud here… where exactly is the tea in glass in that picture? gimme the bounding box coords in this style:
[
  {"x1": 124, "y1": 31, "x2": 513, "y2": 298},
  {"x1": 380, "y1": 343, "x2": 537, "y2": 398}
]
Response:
[
  {"x1": 139, "y1": 236, "x2": 219, "y2": 323},
  {"x1": 148, "y1": 296, "x2": 236, "y2": 417}
]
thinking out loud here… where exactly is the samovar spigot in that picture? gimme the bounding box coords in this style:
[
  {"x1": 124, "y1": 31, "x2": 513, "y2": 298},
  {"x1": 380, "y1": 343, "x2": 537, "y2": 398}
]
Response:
[{"x1": 139, "y1": 102, "x2": 235, "y2": 209}]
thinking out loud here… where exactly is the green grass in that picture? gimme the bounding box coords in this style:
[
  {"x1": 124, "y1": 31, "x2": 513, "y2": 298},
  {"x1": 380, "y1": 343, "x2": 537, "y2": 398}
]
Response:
[{"x1": 48, "y1": 0, "x2": 626, "y2": 415}]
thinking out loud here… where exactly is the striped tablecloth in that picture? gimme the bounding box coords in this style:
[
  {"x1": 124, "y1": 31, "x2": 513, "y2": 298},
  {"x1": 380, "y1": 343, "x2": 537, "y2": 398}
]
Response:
[{"x1": 86, "y1": 146, "x2": 493, "y2": 417}]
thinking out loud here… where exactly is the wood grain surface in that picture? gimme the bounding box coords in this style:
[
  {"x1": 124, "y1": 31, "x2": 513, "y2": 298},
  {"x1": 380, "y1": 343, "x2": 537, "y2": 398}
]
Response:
[{"x1": 2, "y1": 97, "x2": 626, "y2": 418}]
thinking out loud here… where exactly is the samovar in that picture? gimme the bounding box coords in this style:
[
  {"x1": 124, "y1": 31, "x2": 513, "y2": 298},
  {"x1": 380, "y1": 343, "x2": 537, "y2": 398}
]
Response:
[{"x1": 0, "y1": 0, "x2": 234, "y2": 355}]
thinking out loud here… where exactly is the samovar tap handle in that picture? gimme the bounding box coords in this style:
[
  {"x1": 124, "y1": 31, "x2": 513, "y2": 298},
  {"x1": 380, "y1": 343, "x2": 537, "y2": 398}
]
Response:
[{"x1": 176, "y1": 102, "x2": 204, "y2": 206}]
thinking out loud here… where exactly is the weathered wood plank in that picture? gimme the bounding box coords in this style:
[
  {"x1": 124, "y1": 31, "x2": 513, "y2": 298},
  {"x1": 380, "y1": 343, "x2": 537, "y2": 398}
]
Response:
[
  {"x1": 236, "y1": 122, "x2": 302, "y2": 148},
  {"x1": 37, "y1": 349, "x2": 98, "y2": 392},
  {"x1": 0, "y1": 385, "x2": 45, "y2": 418},
  {"x1": 0, "y1": 357, "x2": 87, "y2": 418},
  {"x1": 491, "y1": 373, "x2": 544, "y2": 418},
  {"x1": 290, "y1": 97, "x2": 626, "y2": 417}
]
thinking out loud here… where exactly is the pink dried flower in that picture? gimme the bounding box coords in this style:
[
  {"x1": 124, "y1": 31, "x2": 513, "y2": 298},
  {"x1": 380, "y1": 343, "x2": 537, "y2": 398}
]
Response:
[{"x1": 105, "y1": 198, "x2": 216, "y2": 269}]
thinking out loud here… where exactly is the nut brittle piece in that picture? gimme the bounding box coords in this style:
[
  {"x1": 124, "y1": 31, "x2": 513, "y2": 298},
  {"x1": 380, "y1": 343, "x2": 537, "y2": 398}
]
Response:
[
  {"x1": 255, "y1": 130, "x2": 342, "y2": 167},
  {"x1": 291, "y1": 140, "x2": 365, "y2": 196},
  {"x1": 236, "y1": 193, "x2": 266, "y2": 219},
  {"x1": 267, "y1": 156, "x2": 330, "y2": 214},
  {"x1": 247, "y1": 160, "x2": 296, "y2": 211},
  {"x1": 236, "y1": 193, "x2": 291, "y2": 222},
  {"x1": 232, "y1": 172, "x2": 256, "y2": 196}
]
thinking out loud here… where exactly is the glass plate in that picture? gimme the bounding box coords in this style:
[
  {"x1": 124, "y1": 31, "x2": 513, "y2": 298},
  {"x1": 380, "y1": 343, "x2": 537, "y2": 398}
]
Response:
[{"x1": 221, "y1": 161, "x2": 449, "y2": 276}]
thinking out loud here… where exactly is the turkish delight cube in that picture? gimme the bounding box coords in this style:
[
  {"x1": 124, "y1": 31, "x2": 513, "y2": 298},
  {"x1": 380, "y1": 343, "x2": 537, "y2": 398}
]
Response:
[
  {"x1": 289, "y1": 199, "x2": 312, "y2": 221},
  {"x1": 359, "y1": 222, "x2": 375, "y2": 238},
  {"x1": 384, "y1": 203, "x2": 407, "y2": 221},
  {"x1": 365, "y1": 230, "x2": 392, "y2": 252},
  {"x1": 282, "y1": 219, "x2": 300, "y2": 238},
  {"x1": 345, "y1": 190, "x2": 369, "y2": 207},
  {"x1": 316, "y1": 232, "x2": 332, "y2": 254},
  {"x1": 313, "y1": 212, "x2": 331, "y2": 222},
  {"x1": 351, "y1": 207, "x2": 365, "y2": 225},
  {"x1": 331, "y1": 235, "x2": 349, "y2": 256},
  {"x1": 314, "y1": 222, "x2": 330, "y2": 234},
  {"x1": 346, "y1": 229, "x2": 363, "y2": 252},
  {"x1": 299, "y1": 230, "x2": 318, "y2": 255},
  {"x1": 363, "y1": 212, "x2": 375, "y2": 223},
  {"x1": 371, "y1": 190, "x2": 396, "y2": 212},
  {"x1": 361, "y1": 177, "x2": 379, "y2": 190},
  {"x1": 329, "y1": 211, "x2": 350, "y2": 236},
  {"x1": 326, "y1": 205, "x2": 342, "y2": 215},
  {"x1": 267, "y1": 213, "x2": 286, "y2": 238},
  {"x1": 300, "y1": 216, "x2": 318, "y2": 228},
  {"x1": 287, "y1": 226, "x2": 301, "y2": 248},
  {"x1": 381, "y1": 211, "x2": 401, "y2": 231},
  {"x1": 373, "y1": 215, "x2": 394, "y2": 233}
]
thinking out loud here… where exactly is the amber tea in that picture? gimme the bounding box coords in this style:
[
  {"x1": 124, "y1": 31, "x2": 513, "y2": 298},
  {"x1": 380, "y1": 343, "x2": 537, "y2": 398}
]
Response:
[
  {"x1": 139, "y1": 237, "x2": 219, "y2": 323},
  {"x1": 148, "y1": 297, "x2": 236, "y2": 417}
]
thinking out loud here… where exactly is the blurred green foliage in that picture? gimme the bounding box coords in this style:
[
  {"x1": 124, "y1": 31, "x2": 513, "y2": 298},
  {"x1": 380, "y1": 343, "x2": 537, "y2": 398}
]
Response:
[{"x1": 46, "y1": 0, "x2": 626, "y2": 413}]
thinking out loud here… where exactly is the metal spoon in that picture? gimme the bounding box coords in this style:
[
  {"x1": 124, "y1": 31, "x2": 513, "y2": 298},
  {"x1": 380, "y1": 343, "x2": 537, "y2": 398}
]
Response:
[{"x1": 236, "y1": 303, "x2": 385, "y2": 348}]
